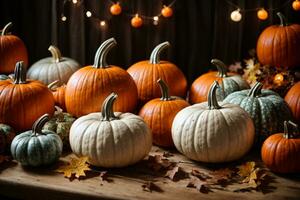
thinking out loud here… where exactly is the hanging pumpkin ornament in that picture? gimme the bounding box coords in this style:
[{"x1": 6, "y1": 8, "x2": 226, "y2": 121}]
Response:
[
  {"x1": 257, "y1": 8, "x2": 268, "y2": 20},
  {"x1": 110, "y1": 2, "x2": 122, "y2": 15},
  {"x1": 230, "y1": 9, "x2": 242, "y2": 22},
  {"x1": 131, "y1": 14, "x2": 143, "y2": 28},
  {"x1": 292, "y1": 0, "x2": 300, "y2": 11},
  {"x1": 161, "y1": 5, "x2": 173, "y2": 18}
]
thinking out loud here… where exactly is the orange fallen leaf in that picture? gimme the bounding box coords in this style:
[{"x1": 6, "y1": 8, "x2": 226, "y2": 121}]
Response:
[{"x1": 56, "y1": 156, "x2": 91, "y2": 179}]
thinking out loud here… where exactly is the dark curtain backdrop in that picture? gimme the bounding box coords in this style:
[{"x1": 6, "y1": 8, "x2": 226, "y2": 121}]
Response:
[{"x1": 0, "y1": 0, "x2": 299, "y2": 84}]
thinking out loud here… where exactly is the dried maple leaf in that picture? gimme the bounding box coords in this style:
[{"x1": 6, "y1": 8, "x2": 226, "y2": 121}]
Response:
[
  {"x1": 56, "y1": 156, "x2": 91, "y2": 179},
  {"x1": 147, "y1": 155, "x2": 173, "y2": 171},
  {"x1": 238, "y1": 161, "x2": 256, "y2": 178},
  {"x1": 142, "y1": 181, "x2": 163, "y2": 193},
  {"x1": 165, "y1": 165, "x2": 187, "y2": 181},
  {"x1": 191, "y1": 169, "x2": 211, "y2": 181},
  {"x1": 187, "y1": 177, "x2": 212, "y2": 194}
]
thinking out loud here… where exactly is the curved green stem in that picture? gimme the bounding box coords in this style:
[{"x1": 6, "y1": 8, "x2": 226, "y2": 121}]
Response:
[
  {"x1": 150, "y1": 41, "x2": 170, "y2": 64},
  {"x1": 284, "y1": 120, "x2": 299, "y2": 139},
  {"x1": 48, "y1": 45, "x2": 62, "y2": 63},
  {"x1": 277, "y1": 12, "x2": 289, "y2": 27},
  {"x1": 208, "y1": 81, "x2": 221, "y2": 110},
  {"x1": 13, "y1": 61, "x2": 27, "y2": 84},
  {"x1": 93, "y1": 38, "x2": 117, "y2": 68},
  {"x1": 1, "y1": 22, "x2": 12, "y2": 36},
  {"x1": 48, "y1": 80, "x2": 60, "y2": 90},
  {"x1": 247, "y1": 82, "x2": 263, "y2": 97},
  {"x1": 101, "y1": 93, "x2": 118, "y2": 121},
  {"x1": 157, "y1": 79, "x2": 171, "y2": 101},
  {"x1": 211, "y1": 59, "x2": 228, "y2": 78},
  {"x1": 32, "y1": 114, "x2": 50, "y2": 136}
]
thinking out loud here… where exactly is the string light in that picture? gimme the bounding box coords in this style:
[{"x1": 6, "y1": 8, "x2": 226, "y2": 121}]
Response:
[
  {"x1": 131, "y1": 14, "x2": 143, "y2": 28},
  {"x1": 161, "y1": 5, "x2": 173, "y2": 18},
  {"x1": 292, "y1": 0, "x2": 300, "y2": 11},
  {"x1": 110, "y1": 2, "x2": 122, "y2": 15},
  {"x1": 100, "y1": 20, "x2": 106, "y2": 26},
  {"x1": 72, "y1": 0, "x2": 78, "y2": 4},
  {"x1": 61, "y1": 15, "x2": 67, "y2": 22},
  {"x1": 273, "y1": 73, "x2": 284, "y2": 85},
  {"x1": 153, "y1": 16, "x2": 159, "y2": 25},
  {"x1": 86, "y1": 11, "x2": 92, "y2": 18},
  {"x1": 230, "y1": 9, "x2": 242, "y2": 22},
  {"x1": 257, "y1": 8, "x2": 268, "y2": 20}
]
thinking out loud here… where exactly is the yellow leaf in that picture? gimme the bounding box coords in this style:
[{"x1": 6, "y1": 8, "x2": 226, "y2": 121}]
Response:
[
  {"x1": 56, "y1": 156, "x2": 91, "y2": 179},
  {"x1": 238, "y1": 161, "x2": 255, "y2": 177}
]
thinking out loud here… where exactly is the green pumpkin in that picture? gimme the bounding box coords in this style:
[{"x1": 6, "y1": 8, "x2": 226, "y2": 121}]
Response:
[
  {"x1": 223, "y1": 82, "x2": 293, "y2": 144},
  {"x1": 0, "y1": 124, "x2": 15, "y2": 154},
  {"x1": 10, "y1": 114, "x2": 63, "y2": 167},
  {"x1": 0, "y1": 75, "x2": 9, "y2": 80},
  {"x1": 43, "y1": 107, "x2": 75, "y2": 149}
]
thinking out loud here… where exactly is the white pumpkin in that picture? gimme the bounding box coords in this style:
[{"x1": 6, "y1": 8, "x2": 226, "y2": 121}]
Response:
[
  {"x1": 69, "y1": 93, "x2": 152, "y2": 167},
  {"x1": 27, "y1": 45, "x2": 80, "y2": 85},
  {"x1": 172, "y1": 81, "x2": 255, "y2": 163}
]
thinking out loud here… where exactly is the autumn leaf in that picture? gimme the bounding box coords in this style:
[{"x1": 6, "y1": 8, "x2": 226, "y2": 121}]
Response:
[
  {"x1": 165, "y1": 165, "x2": 188, "y2": 181},
  {"x1": 141, "y1": 181, "x2": 163, "y2": 193},
  {"x1": 56, "y1": 156, "x2": 91, "y2": 179},
  {"x1": 238, "y1": 161, "x2": 256, "y2": 178},
  {"x1": 191, "y1": 169, "x2": 211, "y2": 181},
  {"x1": 147, "y1": 155, "x2": 173, "y2": 171},
  {"x1": 187, "y1": 177, "x2": 212, "y2": 194}
]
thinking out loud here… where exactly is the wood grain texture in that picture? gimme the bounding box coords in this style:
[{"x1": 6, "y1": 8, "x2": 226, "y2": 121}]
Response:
[{"x1": 0, "y1": 146, "x2": 299, "y2": 200}]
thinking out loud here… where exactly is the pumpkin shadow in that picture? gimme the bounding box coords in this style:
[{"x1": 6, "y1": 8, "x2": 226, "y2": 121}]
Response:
[
  {"x1": 20, "y1": 160, "x2": 65, "y2": 176},
  {"x1": 0, "y1": 160, "x2": 17, "y2": 173}
]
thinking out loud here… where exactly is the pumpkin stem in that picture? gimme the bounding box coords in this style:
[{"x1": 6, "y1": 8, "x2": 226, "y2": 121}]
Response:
[
  {"x1": 93, "y1": 38, "x2": 117, "y2": 69},
  {"x1": 149, "y1": 41, "x2": 170, "y2": 64},
  {"x1": 13, "y1": 61, "x2": 27, "y2": 84},
  {"x1": 208, "y1": 81, "x2": 221, "y2": 110},
  {"x1": 1, "y1": 22, "x2": 12, "y2": 36},
  {"x1": 48, "y1": 80, "x2": 60, "y2": 90},
  {"x1": 277, "y1": 12, "x2": 289, "y2": 27},
  {"x1": 211, "y1": 59, "x2": 228, "y2": 78},
  {"x1": 32, "y1": 114, "x2": 50, "y2": 136},
  {"x1": 284, "y1": 120, "x2": 299, "y2": 139},
  {"x1": 101, "y1": 93, "x2": 118, "y2": 121},
  {"x1": 157, "y1": 79, "x2": 172, "y2": 101},
  {"x1": 48, "y1": 45, "x2": 62, "y2": 63},
  {"x1": 248, "y1": 82, "x2": 263, "y2": 97}
]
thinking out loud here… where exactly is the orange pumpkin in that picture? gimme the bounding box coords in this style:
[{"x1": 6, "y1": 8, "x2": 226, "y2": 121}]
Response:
[
  {"x1": 110, "y1": 2, "x2": 122, "y2": 15},
  {"x1": 0, "y1": 61, "x2": 55, "y2": 131},
  {"x1": 48, "y1": 80, "x2": 66, "y2": 111},
  {"x1": 161, "y1": 6, "x2": 173, "y2": 18},
  {"x1": 285, "y1": 82, "x2": 300, "y2": 125},
  {"x1": 261, "y1": 121, "x2": 300, "y2": 173},
  {"x1": 0, "y1": 22, "x2": 28, "y2": 74},
  {"x1": 139, "y1": 79, "x2": 189, "y2": 147},
  {"x1": 65, "y1": 38, "x2": 138, "y2": 117},
  {"x1": 257, "y1": 12, "x2": 300, "y2": 69},
  {"x1": 127, "y1": 42, "x2": 187, "y2": 105},
  {"x1": 189, "y1": 59, "x2": 249, "y2": 104}
]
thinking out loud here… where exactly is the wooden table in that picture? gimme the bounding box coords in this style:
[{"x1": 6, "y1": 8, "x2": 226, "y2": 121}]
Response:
[{"x1": 0, "y1": 146, "x2": 299, "y2": 200}]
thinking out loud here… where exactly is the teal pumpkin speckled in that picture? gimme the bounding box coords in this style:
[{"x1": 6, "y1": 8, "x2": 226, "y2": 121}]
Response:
[
  {"x1": 11, "y1": 114, "x2": 63, "y2": 167},
  {"x1": 223, "y1": 82, "x2": 293, "y2": 144}
]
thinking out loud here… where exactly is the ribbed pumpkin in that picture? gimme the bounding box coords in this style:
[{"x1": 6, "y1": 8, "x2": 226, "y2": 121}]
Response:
[
  {"x1": 43, "y1": 107, "x2": 75, "y2": 150},
  {"x1": 48, "y1": 80, "x2": 66, "y2": 111},
  {"x1": 261, "y1": 121, "x2": 300, "y2": 173},
  {"x1": 172, "y1": 81, "x2": 255, "y2": 163},
  {"x1": 127, "y1": 41, "x2": 187, "y2": 105},
  {"x1": 69, "y1": 93, "x2": 152, "y2": 167},
  {"x1": 0, "y1": 62, "x2": 55, "y2": 131},
  {"x1": 285, "y1": 82, "x2": 300, "y2": 125},
  {"x1": 0, "y1": 22, "x2": 28, "y2": 74},
  {"x1": 223, "y1": 82, "x2": 293, "y2": 144},
  {"x1": 10, "y1": 114, "x2": 63, "y2": 167},
  {"x1": 0, "y1": 75, "x2": 10, "y2": 80},
  {"x1": 139, "y1": 79, "x2": 189, "y2": 147},
  {"x1": 65, "y1": 38, "x2": 138, "y2": 117},
  {"x1": 257, "y1": 12, "x2": 300, "y2": 68},
  {"x1": 0, "y1": 124, "x2": 15, "y2": 154},
  {"x1": 27, "y1": 45, "x2": 80, "y2": 85},
  {"x1": 189, "y1": 59, "x2": 249, "y2": 104}
]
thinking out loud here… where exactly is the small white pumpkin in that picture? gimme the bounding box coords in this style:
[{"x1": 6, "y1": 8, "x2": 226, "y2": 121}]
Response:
[
  {"x1": 172, "y1": 81, "x2": 255, "y2": 163},
  {"x1": 27, "y1": 45, "x2": 80, "y2": 85},
  {"x1": 69, "y1": 93, "x2": 152, "y2": 167}
]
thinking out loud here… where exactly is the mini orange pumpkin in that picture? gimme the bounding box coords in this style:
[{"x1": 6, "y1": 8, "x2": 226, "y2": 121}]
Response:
[
  {"x1": 127, "y1": 42, "x2": 187, "y2": 105},
  {"x1": 261, "y1": 121, "x2": 300, "y2": 173},
  {"x1": 0, "y1": 22, "x2": 28, "y2": 74},
  {"x1": 139, "y1": 79, "x2": 189, "y2": 147},
  {"x1": 110, "y1": 2, "x2": 122, "y2": 15},
  {"x1": 65, "y1": 38, "x2": 138, "y2": 117},
  {"x1": 161, "y1": 6, "x2": 173, "y2": 18},
  {"x1": 131, "y1": 14, "x2": 143, "y2": 28},
  {"x1": 285, "y1": 82, "x2": 300, "y2": 125},
  {"x1": 0, "y1": 61, "x2": 55, "y2": 131},
  {"x1": 48, "y1": 80, "x2": 67, "y2": 111}
]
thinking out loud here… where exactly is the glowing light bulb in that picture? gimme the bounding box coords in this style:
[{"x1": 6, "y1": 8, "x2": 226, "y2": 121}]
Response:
[
  {"x1": 231, "y1": 9, "x2": 242, "y2": 22},
  {"x1": 100, "y1": 21, "x2": 106, "y2": 26},
  {"x1": 273, "y1": 73, "x2": 284, "y2": 85},
  {"x1": 153, "y1": 16, "x2": 159, "y2": 25},
  {"x1": 86, "y1": 11, "x2": 92, "y2": 18},
  {"x1": 61, "y1": 15, "x2": 67, "y2": 22},
  {"x1": 72, "y1": 0, "x2": 78, "y2": 4},
  {"x1": 257, "y1": 8, "x2": 268, "y2": 20}
]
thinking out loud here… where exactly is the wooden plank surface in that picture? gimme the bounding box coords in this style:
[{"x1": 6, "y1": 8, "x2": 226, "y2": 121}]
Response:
[{"x1": 0, "y1": 146, "x2": 299, "y2": 200}]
